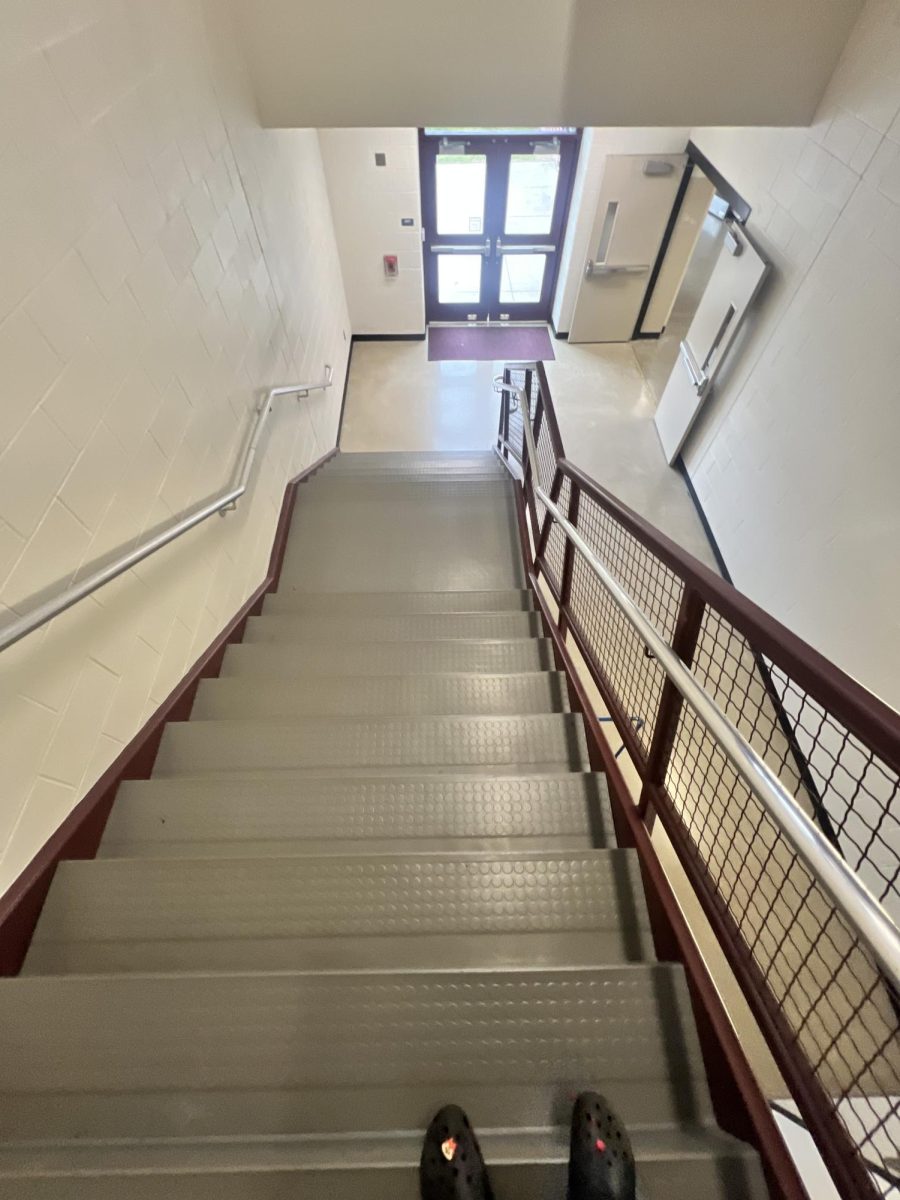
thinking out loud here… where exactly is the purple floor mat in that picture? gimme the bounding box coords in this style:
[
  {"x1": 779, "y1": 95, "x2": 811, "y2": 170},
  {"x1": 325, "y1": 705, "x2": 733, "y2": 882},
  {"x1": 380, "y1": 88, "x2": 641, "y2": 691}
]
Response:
[{"x1": 427, "y1": 325, "x2": 555, "y2": 362}]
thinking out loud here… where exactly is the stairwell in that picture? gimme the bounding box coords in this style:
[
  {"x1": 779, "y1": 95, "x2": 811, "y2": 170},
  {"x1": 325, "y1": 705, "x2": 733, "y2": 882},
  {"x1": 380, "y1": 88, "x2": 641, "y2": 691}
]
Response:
[{"x1": 0, "y1": 450, "x2": 768, "y2": 1198}]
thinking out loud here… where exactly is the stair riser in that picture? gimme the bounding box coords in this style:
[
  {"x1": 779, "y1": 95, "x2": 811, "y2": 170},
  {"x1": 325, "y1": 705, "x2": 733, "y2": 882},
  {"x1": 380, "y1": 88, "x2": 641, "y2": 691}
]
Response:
[{"x1": 101, "y1": 836, "x2": 597, "y2": 859}]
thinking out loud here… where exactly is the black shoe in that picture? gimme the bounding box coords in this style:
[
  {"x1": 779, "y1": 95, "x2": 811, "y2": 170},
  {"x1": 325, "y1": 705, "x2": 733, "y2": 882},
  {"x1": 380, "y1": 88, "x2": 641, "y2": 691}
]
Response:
[
  {"x1": 419, "y1": 1104, "x2": 494, "y2": 1200},
  {"x1": 567, "y1": 1091, "x2": 637, "y2": 1200}
]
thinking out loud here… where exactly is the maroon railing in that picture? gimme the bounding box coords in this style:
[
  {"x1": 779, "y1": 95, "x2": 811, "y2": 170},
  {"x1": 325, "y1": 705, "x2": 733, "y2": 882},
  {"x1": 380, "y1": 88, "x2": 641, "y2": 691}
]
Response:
[{"x1": 497, "y1": 362, "x2": 900, "y2": 1200}]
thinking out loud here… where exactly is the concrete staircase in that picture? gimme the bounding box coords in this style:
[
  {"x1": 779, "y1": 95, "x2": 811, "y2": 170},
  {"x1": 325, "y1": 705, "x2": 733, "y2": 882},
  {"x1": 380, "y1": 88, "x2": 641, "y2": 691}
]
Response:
[{"x1": 0, "y1": 451, "x2": 768, "y2": 1198}]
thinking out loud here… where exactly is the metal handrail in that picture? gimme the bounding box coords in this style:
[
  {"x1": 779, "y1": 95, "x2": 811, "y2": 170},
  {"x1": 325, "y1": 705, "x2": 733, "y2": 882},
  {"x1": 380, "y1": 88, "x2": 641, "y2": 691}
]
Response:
[
  {"x1": 493, "y1": 375, "x2": 900, "y2": 996},
  {"x1": 0, "y1": 366, "x2": 334, "y2": 654}
]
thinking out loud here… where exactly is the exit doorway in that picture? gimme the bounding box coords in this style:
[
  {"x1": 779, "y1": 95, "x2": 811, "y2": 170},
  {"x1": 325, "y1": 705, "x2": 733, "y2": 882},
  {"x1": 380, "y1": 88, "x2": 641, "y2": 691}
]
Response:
[{"x1": 420, "y1": 129, "x2": 579, "y2": 324}]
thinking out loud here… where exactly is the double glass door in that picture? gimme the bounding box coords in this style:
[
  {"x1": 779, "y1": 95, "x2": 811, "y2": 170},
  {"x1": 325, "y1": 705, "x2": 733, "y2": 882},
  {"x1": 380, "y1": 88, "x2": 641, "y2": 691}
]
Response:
[{"x1": 420, "y1": 130, "x2": 578, "y2": 323}]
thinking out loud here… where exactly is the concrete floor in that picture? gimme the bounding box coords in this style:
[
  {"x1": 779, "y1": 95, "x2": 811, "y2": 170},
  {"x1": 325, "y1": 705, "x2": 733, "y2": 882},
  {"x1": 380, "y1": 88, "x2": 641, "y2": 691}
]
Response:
[{"x1": 339, "y1": 334, "x2": 718, "y2": 570}]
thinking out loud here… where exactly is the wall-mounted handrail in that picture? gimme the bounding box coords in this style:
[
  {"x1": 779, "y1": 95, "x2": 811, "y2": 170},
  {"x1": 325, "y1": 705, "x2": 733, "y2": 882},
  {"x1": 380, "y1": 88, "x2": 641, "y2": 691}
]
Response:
[
  {"x1": 0, "y1": 366, "x2": 334, "y2": 654},
  {"x1": 493, "y1": 374, "x2": 900, "y2": 997}
]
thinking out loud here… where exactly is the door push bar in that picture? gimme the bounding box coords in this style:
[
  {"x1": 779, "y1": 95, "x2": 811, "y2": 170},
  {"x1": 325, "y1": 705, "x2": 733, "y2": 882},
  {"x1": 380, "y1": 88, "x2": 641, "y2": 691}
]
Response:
[
  {"x1": 584, "y1": 260, "x2": 650, "y2": 279},
  {"x1": 430, "y1": 239, "x2": 556, "y2": 258},
  {"x1": 679, "y1": 339, "x2": 710, "y2": 395}
]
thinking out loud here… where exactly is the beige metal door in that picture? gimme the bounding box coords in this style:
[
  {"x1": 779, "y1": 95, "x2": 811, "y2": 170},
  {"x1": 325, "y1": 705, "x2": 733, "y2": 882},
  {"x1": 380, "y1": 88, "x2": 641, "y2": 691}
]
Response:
[
  {"x1": 569, "y1": 153, "x2": 686, "y2": 343},
  {"x1": 654, "y1": 222, "x2": 769, "y2": 464}
]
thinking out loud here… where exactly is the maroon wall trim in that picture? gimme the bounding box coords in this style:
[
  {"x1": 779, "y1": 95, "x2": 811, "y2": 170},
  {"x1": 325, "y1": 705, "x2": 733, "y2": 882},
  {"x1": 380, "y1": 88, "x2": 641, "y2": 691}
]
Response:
[{"x1": 0, "y1": 448, "x2": 337, "y2": 976}]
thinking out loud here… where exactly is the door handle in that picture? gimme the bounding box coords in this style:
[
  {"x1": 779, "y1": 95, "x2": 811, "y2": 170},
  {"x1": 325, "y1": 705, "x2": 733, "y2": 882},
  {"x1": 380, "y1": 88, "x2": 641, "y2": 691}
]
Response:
[
  {"x1": 496, "y1": 238, "x2": 557, "y2": 256},
  {"x1": 585, "y1": 260, "x2": 650, "y2": 278},
  {"x1": 679, "y1": 340, "x2": 709, "y2": 395},
  {"x1": 430, "y1": 240, "x2": 491, "y2": 258}
]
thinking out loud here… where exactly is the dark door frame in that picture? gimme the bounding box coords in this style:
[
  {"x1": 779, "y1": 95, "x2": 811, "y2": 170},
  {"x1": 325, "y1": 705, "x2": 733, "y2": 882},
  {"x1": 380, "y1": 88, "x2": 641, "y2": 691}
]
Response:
[
  {"x1": 632, "y1": 140, "x2": 752, "y2": 340},
  {"x1": 419, "y1": 129, "x2": 581, "y2": 324}
]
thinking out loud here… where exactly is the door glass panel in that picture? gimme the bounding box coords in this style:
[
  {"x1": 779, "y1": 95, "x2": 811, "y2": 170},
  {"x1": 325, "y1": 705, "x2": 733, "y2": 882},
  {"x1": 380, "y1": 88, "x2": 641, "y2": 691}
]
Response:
[
  {"x1": 500, "y1": 254, "x2": 546, "y2": 303},
  {"x1": 437, "y1": 255, "x2": 482, "y2": 304},
  {"x1": 504, "y1": 152, "x2": 560, "y2": 235},
  {"x1": 436, "y1": 154, "x2": 487, "y2": 234}
]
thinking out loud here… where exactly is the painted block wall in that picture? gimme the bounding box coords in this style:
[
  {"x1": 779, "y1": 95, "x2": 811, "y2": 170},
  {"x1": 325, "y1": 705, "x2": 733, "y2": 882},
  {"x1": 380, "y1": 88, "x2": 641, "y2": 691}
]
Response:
[
  {"x1": 319, "y1": 129, "x2": 425, "y2": 336},
  {"x1": 0, "y1": 0, "x2": 351, "y2": 893},
  {"x1": 683, "y1": 0, "x2": 900, "y2": 710}
]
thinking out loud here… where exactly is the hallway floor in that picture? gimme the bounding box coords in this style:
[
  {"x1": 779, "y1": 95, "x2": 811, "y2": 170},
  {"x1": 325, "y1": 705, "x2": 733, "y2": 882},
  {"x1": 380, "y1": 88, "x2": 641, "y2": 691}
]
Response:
[{"x1": 340, "y1": 335, "x2": 718, "y2": 570}]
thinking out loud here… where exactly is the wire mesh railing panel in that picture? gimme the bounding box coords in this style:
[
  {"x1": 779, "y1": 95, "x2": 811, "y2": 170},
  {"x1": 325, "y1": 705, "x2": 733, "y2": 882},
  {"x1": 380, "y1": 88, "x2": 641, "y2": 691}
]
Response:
[
  {"x1": 566, "y1": 489, "x2": 684, "y2": 757},
  {"x1": 543, "y1": 475, "x2": 570, "y2": 596},
  {"x1": 495, "y1": 360, "x2": 900, "y2": 1196},
  {"x1": 763, "y1": 661, "x2": 900, "y2": 923},
  {"x1": 666, "y1": 697, "x2": 900, "y2": 1185}
]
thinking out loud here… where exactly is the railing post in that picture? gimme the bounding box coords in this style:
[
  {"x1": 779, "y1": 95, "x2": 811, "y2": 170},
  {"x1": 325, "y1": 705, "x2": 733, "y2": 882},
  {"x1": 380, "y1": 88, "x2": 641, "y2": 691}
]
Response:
[{"x1": 637, "y1": 586, "x2": 705, "y2": 820}]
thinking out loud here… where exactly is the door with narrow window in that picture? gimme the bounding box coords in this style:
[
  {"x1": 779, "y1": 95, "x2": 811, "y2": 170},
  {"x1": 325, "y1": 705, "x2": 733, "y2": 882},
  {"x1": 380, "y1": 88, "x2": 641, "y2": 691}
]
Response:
[
  {"x1": 654, "y1": 221, "x2": 769, "y2": 463},
  {"x1": 569, "y1": 153, "x2": 687, "y2": 343},
  {"x1": 420, "y1": 130, "x2": 578, "y2": 323}
]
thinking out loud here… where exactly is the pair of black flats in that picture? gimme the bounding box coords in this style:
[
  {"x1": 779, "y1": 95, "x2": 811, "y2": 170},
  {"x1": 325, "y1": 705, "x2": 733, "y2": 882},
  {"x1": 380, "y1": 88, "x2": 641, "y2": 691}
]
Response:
[{"x1": 420, "y1": 1092, "x2": 636, "y2": 1200}]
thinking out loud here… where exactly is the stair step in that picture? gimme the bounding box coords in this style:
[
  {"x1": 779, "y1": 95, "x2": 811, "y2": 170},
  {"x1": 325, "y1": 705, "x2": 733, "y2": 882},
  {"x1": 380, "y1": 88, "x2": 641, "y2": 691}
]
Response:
[
  {"x1": 280, "y1": 482, "x2": 523, "y2": 592},
  {"x1": 327, "y1": 451, "x2": 507, "y2": 477},
  {"x1": 0, "y1": 967, "x2": 712, "y2": 1138},
  {"x1": 100, "y1": 774, "x2": 607, "y2": 858},
  {"x1": 222, "y1": 639, "x2": 554, "y2": 677},
  {"x1": 263, "y1": 589, "x2": 535, "y2": 615},
  {"x1": 0, "y1": 1124, "x2": 768, "y2": 1199},
  {"x1": 154, "y1": 714, "x2": 590, "y2": 777},
  {"x1": 243, "y1": 611, "x2": 541, "y2": 643},
  {"x1": 192, "y1": 672, "x2": 569, "y2": 719},
  {"x1": 25, "y1": 850, "x2": 652, "y2": 974}
]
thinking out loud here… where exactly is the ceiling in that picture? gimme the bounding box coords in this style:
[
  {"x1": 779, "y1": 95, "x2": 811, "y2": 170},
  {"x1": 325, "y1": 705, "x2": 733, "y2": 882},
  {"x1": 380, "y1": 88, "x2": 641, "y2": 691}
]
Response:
[{"x1": 231, "y1": 0, "x2": 863, "y2": 129}]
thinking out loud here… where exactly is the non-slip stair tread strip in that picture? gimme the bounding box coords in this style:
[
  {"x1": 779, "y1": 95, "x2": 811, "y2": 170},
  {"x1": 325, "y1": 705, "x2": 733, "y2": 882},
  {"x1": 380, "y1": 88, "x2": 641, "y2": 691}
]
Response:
[
  {"x1": 100, "y1": 774, "x2": 608, "y2": 851},
  {"x1": 242, "y1": 611, "x2": 542, "y2": 642},
  {"x1": 153, "y1": 714, "x2": 590, "y2": 775},
  {"x1": 0, "y1": 968, "x2": 710, "y2": 1102},
  {"x1": 263, "y1": 589, "x2": 535, "y2": 614},
  {"x1": 0, "y1": 1122, "x2": 763, "y2": 1173},
  {"x1": 31, "y1": 851, "x2": 650, "y2": 943},
  {"x1": 191, "y1": 672, "x2": 569, "y2": 718},
  {"x1": 221, "y1": 639, "x2": 554, "y2": 676}
]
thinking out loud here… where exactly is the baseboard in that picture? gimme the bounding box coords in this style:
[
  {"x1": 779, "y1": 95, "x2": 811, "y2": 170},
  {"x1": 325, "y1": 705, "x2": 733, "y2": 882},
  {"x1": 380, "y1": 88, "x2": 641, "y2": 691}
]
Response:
[
  {"x1": 351, "y1": 332, "x2": 427, "y2": 342},
  {"x1": 674, "y1": 456, "x2": 733, "y2": 583},
  {"x1": 0, "y1": 447, "x2": 337, "y2": 976},
  {"x1": 336, "y1": 340, "x2": 355, "y2": 448},
  {"x1": 548, "y1": 316, "x2": 569, "y2": 340}
]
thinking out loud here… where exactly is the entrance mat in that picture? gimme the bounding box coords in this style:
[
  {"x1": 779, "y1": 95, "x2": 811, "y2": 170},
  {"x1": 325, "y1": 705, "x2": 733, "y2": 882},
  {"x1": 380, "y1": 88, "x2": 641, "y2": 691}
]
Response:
[{"x1": 428, "y1": 325, "x2": 555, "y2": 362}]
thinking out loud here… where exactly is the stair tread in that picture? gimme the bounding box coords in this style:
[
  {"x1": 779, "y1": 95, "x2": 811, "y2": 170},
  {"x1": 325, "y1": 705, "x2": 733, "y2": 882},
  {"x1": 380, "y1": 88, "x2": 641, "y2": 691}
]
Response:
[
  {"x1": 243, "y1": 611, "x2": 541, "y2": 642},
  {"x1": 100, "y1": 773, "x2": 608, "y2": 857},
  {"x1": 279, "y1": 483, "x2": 523, "y2": 592},
  {"x1": 221, "y1": 639, "x2": 554, "y2": 676},
  {"x1": 154, "y1": 714, "x2": 590, "y2": 776},
  {"x1": 25, "y1": 850, "x2": 652, "y2": 974},
  {"x1": 263, "y1": 589, "x2": 535, "y2": 615},
  {"x1": 0, "y1": 967, "x2": 711, "y2": 1137},
  {"x1": 0, "y1": 1122, "x2": 763, "y2": 1172},
  {"x1": 192, "y1": 672, "x2": 569, "y2": 718}
]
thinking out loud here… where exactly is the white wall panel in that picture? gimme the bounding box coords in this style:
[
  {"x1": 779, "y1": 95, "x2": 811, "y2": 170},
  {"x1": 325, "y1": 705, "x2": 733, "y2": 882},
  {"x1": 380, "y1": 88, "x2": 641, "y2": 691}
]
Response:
[
  {"x1": 0, "y1": 0, "x2": 351, "y2": 892},
  {"x1": 683, "y1": 0, "x2": 900, "y2": 709}
]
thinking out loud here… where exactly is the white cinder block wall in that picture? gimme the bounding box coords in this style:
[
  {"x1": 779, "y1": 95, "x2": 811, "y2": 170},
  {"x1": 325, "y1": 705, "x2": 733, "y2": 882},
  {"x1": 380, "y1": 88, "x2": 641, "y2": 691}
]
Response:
[
  {"x1": 683, "y1": 0, "x2": 900, "y2": 710},
  {"x1": 0, "y1": 0, "x2": 351, "y2": 892},
  {"x1": 319, "y1": 129, "x2": 425, "y2": 336}
]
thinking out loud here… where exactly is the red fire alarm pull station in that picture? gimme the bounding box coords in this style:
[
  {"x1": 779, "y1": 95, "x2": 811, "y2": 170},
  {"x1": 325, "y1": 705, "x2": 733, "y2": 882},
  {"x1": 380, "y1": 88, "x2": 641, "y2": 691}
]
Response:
[{"x1": 383, "y1": 255, "x2": 399, "y2": 277}]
